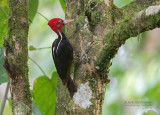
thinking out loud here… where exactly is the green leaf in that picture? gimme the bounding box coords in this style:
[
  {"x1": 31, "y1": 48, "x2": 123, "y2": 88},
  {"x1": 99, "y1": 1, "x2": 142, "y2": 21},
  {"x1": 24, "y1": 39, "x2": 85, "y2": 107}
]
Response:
[
  {"x1": 0, "y1": 23, "x2": 6, "y2": 46},
  {"x1": 8, "y1": 97, "x2": 12, "y2": 109},
  {"x1": 29, "y1": 45, "x2": 36, "y2": 51},
  {"x1": 61, "y1": 26, "x2": 65, "y2": 33},
  {"x1": 113, "y1": 0, "x2": 133, "y2": 8},
  {"x1": 33, "y1": 72, "x2": 57, "y2": 115},
  {"x1": 32, "y1": 101, "x2": 42, "y2": 115},
  {"x1": 0, "y1": 0, "x2": 8, "y2": 46},
  {"x1": 51, "y1": 72, "x2": 57, "y2": 88},
  {"x1": 29, "y1": 0, "x2": 39, "y2": 23},
  {"x1": 59, "y1": 0, "x2": 65, "y2": 12},
  {"x1": 0, "y1": 47, "x2": 8, "y2": 85}
]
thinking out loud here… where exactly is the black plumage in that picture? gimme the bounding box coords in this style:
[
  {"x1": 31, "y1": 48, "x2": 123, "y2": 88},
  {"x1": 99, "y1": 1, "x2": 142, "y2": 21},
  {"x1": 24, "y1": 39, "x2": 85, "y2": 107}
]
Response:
[{"x1": 52, "y1": 32, "x2": 77, "y2": 98}]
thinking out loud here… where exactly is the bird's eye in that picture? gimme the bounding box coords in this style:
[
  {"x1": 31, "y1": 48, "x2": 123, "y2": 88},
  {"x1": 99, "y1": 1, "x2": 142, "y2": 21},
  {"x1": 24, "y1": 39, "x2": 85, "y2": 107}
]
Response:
[{"x1": 58, "y1": 20, "x2": 63, "y2": 23}]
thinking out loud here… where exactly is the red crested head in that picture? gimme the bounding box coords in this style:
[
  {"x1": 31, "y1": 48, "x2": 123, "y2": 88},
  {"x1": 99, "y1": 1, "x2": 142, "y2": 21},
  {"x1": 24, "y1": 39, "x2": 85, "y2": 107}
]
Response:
[{"x1": 48, "y1": 18, "x2": 74, "y2": 34}]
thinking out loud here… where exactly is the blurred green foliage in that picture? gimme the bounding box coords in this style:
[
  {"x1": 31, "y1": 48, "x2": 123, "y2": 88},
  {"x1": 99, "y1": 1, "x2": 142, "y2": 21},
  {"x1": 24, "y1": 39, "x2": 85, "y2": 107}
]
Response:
[
  {"x1": 143, "y1": 110, "x2": 157, "y2": 115},
  {"x1": 29, "y1": 0, "x2": 39, "y2": 23},
  {"x1": 0, "y1": 47, "x2": 8, "y2": 85},
  {"x1": 103, "y1": 35, "x2": 160, "y2": 115},
  {"x1": 59, "y1": 0, "x2": 65, "y2": 12},
  {"x1": 0, "y1": 0, "x2": 8, "y2": 46},
  {"x1": 114, "y1": 0, "x2": 133, "y2": 8}
]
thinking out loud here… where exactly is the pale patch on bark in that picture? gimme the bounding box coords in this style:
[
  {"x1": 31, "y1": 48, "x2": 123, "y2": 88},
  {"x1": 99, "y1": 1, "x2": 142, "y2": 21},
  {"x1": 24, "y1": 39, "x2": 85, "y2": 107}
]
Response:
[
  {"x1": 12, "y1": 35, "x2": 21, "y2": 55},
  {"x1": 135, "y1": 10, "x2": 143, "y2": 19},
  {"x1": 146, "y1": 5, "x2": 160, "y2": 16},
  {"x1": 104, "y1": 0, "x2": 109, "y2": 6},
  {"x1": 21, "y1": 17, "x2": 27, "y2": 24},
  {"x1": 73, "y1": 82, "x2": 92, "y2": 109},
  {"x1": 13, "y1": 102, "x2": 26, "y2": 115},
  {"x1": 83, "y1": 17, "x2": 90, "y2": 33}
]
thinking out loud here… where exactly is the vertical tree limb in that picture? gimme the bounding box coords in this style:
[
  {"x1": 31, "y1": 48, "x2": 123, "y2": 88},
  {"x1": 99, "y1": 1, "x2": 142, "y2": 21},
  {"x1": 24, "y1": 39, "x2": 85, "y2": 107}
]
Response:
[{"x1": 3, "y1": 0, "x2": 32, "y2": 114}]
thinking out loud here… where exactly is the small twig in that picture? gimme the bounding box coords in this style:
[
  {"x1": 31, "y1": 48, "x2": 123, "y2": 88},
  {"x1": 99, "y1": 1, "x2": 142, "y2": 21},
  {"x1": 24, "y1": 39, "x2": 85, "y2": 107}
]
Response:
[
  {"x1": 0, "y1": 81, "x2": 10, "y2": 115},
  {"x1": 36, "y1": 11, "x2": 49, "y2": 21},
  {"x1": 28, "y1": 57, "x2": 48, "y2": 77},
  {"x1": 29, "y1": 46, "x2": 51, "y2": 51},
  {"x1": 35, "y1": 47, "x2": 51, "y2": 50},
  {"x1": 29, "y1": 8, "x2": 49, "y2": 21},
  {"x1": 0, "y1": 6, "x2": 8, "y2": 18}
]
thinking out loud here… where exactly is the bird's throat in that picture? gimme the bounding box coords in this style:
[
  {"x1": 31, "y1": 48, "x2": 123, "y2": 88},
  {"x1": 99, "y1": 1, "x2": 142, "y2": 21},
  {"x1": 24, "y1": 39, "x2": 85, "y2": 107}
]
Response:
[{"x1": 56, "y1": 31, "x2": 63, "y2": 53}]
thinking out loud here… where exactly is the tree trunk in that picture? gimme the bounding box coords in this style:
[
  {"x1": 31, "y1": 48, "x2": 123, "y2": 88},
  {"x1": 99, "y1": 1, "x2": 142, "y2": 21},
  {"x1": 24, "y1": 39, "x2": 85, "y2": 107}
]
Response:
[
  {"x1": 55, "y1": 0, "x2": 160, "y2": 114},
  {"x1": 3, "y1": 0, "x2": 32, "y2": 114}
]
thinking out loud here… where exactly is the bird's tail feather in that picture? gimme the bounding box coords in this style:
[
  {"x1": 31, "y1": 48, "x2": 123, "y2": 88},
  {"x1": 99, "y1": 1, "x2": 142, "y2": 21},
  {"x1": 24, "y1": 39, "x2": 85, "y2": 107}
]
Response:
[{"x1": 67, "y1": 77, "x2": 77, "y2": 98}]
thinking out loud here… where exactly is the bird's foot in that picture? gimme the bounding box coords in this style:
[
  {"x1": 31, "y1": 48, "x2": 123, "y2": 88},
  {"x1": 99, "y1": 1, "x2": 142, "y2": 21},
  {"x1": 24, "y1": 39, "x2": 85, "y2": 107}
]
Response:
[
  {"x1": 73, "y1": 42, "x2": 93, "y2": 63},
  {"x1": 79, "y1": 42, "x2": 93, "y2": 62},
  {"x1": 80, "y1": 53, "x2": 89, "y2": 62}
]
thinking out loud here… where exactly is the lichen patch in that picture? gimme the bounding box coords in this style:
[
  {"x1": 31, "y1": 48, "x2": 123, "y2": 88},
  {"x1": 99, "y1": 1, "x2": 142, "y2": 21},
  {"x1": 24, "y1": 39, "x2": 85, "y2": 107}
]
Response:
[
  {"x1": 12, "y1": 35, "x2": 21, "y2": 55},
  {"x1": 21, "y1": 17, "x2": 27, "y2": 24},
  {"x1": 73, "y1": 82, "x2": 92, "y2": 109},
  {"x1": 146, "y1": 5, "x2": 160, "y2": 16},
  {"x1": 104, "y1": 0, "x2": 109, "y2": 6}
]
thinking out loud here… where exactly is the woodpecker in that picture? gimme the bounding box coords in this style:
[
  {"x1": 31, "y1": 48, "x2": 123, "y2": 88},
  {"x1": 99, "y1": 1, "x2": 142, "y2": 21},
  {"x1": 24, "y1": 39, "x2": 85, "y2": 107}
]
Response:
[{"x1": 48, "y1": 18, "x2": 77, "y2": 98}]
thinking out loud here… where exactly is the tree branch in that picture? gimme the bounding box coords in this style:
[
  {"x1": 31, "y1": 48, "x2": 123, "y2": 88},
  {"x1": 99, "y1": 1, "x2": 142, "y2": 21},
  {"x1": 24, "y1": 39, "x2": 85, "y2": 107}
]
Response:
[
  {"x1": 0, "y1": 82, "x2": 9, "y2": 115},
  {"x1": 121, "y1": 0, "x2": 158, "y2": 16},
  {"x1": 29, "y1": 57, "x2": 48, "y2": 77},
  {"x1": 96, "y1": 5, "x2": 160, "y2": 71}
]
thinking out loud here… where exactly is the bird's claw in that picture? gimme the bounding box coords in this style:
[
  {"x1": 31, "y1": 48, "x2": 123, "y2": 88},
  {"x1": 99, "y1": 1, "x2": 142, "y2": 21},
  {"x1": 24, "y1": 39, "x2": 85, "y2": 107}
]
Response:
[
  {"x1": 80, "y1": 42, "x2": 93, "y2": 62},
  {"x1": 80, "y1": 53, "x2": 89, "y2": 62}
]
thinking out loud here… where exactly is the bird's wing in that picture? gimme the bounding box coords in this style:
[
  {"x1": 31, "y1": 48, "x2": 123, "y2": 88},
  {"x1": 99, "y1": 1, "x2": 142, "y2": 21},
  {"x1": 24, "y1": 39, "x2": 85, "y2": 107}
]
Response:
[
  {"x1": 52, "y1": 39, "x2": 58, "y2": 58},
  {"x1": 52, "y1": 39, "x2": 73, "y2": 86}
]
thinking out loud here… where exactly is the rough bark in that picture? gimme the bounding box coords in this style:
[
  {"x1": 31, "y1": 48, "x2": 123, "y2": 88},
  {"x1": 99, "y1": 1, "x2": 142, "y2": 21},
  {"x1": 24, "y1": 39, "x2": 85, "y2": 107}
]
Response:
[
  {"x1": 55, "y1": 0, "x2": 160, "y2": 114},
  {"x1": 3, "y1": 0, "x2": 32, "y2": 115}
]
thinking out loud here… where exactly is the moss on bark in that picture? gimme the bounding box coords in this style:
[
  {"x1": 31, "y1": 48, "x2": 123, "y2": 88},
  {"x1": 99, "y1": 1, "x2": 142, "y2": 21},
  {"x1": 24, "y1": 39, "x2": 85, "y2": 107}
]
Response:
[
  {"x1": 55, "y1": 0, "x2": 160, "y2": 115},
  {"x1": 3, "y1": 0, "x2": 32, "y2": 114}
]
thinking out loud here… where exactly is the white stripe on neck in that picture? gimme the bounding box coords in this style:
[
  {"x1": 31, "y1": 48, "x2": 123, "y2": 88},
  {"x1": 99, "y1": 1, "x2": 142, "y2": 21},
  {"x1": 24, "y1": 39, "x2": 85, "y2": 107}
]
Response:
[{"x1": 56, "y1": 31, "x2": 63, "y2": 53}]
